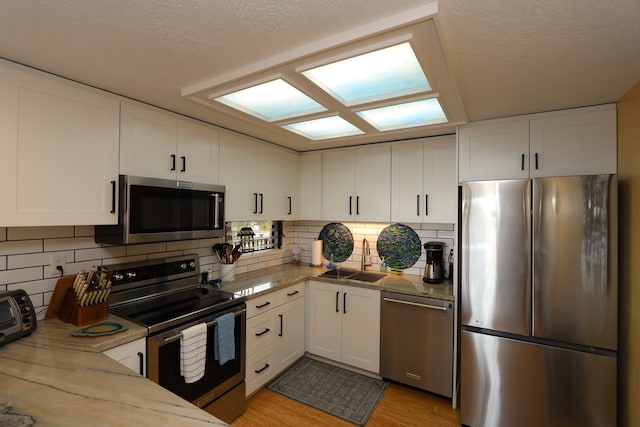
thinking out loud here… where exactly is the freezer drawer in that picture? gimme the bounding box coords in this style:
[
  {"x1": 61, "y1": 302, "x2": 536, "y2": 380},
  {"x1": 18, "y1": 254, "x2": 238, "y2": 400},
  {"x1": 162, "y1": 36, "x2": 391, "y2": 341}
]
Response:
[
  {"x1": 461, "y1": 331, "x2": 616, "y2": 427},
  {"x1": 380, "y1": 292, "x2": 453, "y2": 397}
]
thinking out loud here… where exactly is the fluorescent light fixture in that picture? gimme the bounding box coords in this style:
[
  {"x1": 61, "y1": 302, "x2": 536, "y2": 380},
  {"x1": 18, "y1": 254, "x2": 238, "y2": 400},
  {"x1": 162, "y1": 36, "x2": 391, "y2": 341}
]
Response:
[
  {"x1": 356, "y1": 98, "x2": 447, "y2": 131},
  {"x1": 302, "y1": 42, "x2": 431, "y2": 106},
  {"x1": 282, "y1": 116, "x2": 364, "y2": 140},
  {"x1": 213, "y1": 79, "x2": 326, "y2": 122}
]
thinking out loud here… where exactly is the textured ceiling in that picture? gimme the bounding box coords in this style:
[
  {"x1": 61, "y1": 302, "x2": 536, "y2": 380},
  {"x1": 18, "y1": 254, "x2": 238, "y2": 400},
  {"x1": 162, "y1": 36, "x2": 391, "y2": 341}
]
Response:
[{"x1": 1, "y1": 0, "x2": 639, "y2": 151}]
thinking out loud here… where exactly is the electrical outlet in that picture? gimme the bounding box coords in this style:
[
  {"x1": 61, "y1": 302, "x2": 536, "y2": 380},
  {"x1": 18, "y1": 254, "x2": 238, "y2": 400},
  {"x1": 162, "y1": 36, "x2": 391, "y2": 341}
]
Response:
[{"x1": 49, "y1": 253, "x2": 67, "y2": 277}]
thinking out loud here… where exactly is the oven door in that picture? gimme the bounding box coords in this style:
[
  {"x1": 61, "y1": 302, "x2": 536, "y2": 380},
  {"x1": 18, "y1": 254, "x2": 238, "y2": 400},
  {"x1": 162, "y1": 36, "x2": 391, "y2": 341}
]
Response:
[{"x1": 147, "y1": 302, "x2": 245, "y2": 407}]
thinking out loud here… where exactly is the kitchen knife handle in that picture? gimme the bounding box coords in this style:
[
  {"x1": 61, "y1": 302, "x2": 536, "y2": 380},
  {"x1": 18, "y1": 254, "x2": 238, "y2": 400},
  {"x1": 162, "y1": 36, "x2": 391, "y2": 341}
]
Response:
[
  {"x1": 181, "y1": 156, "x2": 186, "y2": 172},
  {"x1": 349, "y1": 196, "x2": 353, "y2": 215},
  {"x1": 253, "y1": 193, "x2": 258, "y2": 214},
  {"x1": 288, "y1": 196, "x2": 292, "y2": 215},
  {"x1": 343, "y1": 292, "x2": 347, "y2": 314},
  {"x1": 137, "y1": 352, "x2": 144, "y2": 376},
  {"x1": 336, "y1": 291, "x2": 340, "y2": 312},
  {"x1": 521, "y1": 153, "x2": 525, "y2": 170},
  {"x1": 535, "y1": 152, "x2": 539, "y2": 169},
  {"x1": 110, "y1": 180, "x2": 116, "y2": 214},
  {"x1": 278, "y1": 314, "x2": 283, "y2": 337},
  {"x1": 417, "y1": 194, "x2": 420, "y2": 216},
  {"x1": 170, "y1": 154, "x2": 176, "y2": 171}
]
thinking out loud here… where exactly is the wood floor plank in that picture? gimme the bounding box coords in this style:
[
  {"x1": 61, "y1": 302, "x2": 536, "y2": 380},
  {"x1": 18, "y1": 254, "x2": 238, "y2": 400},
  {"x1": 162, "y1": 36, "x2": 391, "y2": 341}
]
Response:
[{"x1": 232, "y1": 382, "x2": 460, "y2": 426}]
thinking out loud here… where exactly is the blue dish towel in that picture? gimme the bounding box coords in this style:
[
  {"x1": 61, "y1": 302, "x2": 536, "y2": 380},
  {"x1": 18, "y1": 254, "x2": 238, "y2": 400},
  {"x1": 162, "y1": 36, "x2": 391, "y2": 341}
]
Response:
[{"x1": 214, "y1": 312, "x2": 235, "y2": 365}]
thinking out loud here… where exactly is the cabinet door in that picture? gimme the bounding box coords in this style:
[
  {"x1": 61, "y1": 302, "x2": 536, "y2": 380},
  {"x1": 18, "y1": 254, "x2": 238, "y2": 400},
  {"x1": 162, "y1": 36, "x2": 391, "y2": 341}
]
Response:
[
  {"x1": 219, "y1": 131, "x2": 257, "y2": 221},
  {"x1": 424, "y1": 136, "x2": 457, "y2": 223},
  {"x1": 176, "y1": 119, "x2": 219, "y2": 183},
  {"x1": 306, "y1": 281, "x2": 342, "y2": 362},
  {"x1": 341, "y1": 286, "x2": 380, "y2": 373},
  {"x1": 0, "y1": 60, "x2": 119, "y2": 226},
  {"x1": 276, "y1": 297, "x2": 305, "y2": 371},
  {"x1": 391, "y1": 140, "x2": 424, "y2": 222},
  {"x1": 246, "y1": 344, "x2": 276, "y2": 396},
  {"x1": 283, "y1": 151, "x2": 300, "y2": 219},
  {"x1": 120, "y1": 101, "x2": 177, "y2": 180},
  {"x1": 458, "y1": 119, "x2": 530, "y2": 182},
  {"x1": 322, "y1": 150, "x2": 356, "y2": 221},
  {"x1": 256, "y1": 144, "x2": 285, "y2": 219},
  {"x1": 355, "y1": 145, "x2": 391, "y2": 222},
  {"x1": 103, "y1": 338, "x2": 146, "y2": 376},
  {"x1": 300, "y1": 153, "x2": 322, "y2": 220},
  {"x1": 529, "y1": 105, "x2": 616, "y2": 177}
]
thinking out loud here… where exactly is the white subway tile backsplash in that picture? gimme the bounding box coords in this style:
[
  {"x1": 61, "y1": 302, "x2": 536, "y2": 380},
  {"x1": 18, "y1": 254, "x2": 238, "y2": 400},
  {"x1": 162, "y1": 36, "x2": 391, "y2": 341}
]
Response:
[
  {"x1": 8, "y1": 226, "x2": 75, "y2": 240},
  {"x1": 74, "y1": 225, "x2": 95, "y2": 237},
  {"x1": 0, "y1": 267, "x2": 42, "y2": 284},
  {"x1": 0, "y1": 256, "x2": 6, "y2": 270},
  {"x1": 44, "y1": 237, "x2": 99, "y2": 251},
  {"x1": 0, "y1": 240, "x2": 42, "y2": 256},
  {"x1": 167, "y1": 240, "x2": 200, "y2": 251},
  {"x1": 0, "y1": 228, "x2": 6, "y2": 241},
  {"x1": 75, "y1": 246, "x2": 126, "y2": 262}
]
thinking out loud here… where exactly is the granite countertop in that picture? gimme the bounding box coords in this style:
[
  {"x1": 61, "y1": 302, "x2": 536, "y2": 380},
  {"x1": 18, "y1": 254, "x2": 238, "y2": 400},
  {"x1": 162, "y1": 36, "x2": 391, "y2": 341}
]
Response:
[
  {"x1": 0, "y1": 315, "x2": 227, "y2": 427},
  {"x1": 0, "y1": 264, "x2": 453, "y2": 426},
  {"x1": 219, "y1": 263, "x2": 454, "y2": 302}
]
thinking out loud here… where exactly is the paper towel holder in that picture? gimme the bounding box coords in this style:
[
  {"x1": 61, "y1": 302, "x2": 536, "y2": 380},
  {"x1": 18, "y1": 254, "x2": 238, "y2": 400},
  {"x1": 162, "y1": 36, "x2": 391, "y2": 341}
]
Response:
[{"x1": 310, "y1": 239, "x2": 323, "y2": 267}]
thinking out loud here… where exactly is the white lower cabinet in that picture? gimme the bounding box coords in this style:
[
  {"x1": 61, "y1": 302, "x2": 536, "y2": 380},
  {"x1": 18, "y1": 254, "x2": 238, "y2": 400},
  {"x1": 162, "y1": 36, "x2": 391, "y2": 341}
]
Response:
[
  {"x1": 245, "y1": 283, "x2": 305, "y2": 396},
  {"x1": 306, "y1": 281, "x2": 380, "y2": 373},
  {"x1": 103, "y1": 337, "x2": 146, "y2": 376}
]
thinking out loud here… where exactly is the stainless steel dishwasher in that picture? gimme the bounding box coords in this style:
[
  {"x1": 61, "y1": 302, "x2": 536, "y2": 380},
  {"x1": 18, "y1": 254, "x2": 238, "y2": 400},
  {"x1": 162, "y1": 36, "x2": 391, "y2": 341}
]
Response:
[{"x1": 380, "y1": 291, "x2": 453, "y2": 397}]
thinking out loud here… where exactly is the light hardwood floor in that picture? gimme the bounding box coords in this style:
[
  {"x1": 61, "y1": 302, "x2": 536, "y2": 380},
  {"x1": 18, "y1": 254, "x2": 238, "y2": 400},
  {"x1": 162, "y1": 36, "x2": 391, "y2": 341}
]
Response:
[{"x1": 232, "y1": 382, "x2": 460, "y2": 426}]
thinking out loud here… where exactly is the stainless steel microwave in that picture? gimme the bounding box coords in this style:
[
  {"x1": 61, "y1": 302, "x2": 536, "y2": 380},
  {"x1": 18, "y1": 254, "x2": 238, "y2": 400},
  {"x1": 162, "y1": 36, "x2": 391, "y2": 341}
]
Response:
[{"x1": 95, "y1": 175, "x2": 225, "y2": 245}]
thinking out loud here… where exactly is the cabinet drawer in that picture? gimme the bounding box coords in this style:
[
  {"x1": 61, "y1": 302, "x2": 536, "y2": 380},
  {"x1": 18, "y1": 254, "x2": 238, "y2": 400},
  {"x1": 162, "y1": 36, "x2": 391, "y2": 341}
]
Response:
[
  {"x1": 276, "y1": 282, "x2": 305, "y2": 306},
  {"x1": 246, "y1": 313, "x2": 276, "y2": 356},
  {"x1": 246, "y1": 292, "x2": 278, "y2": 318},
  {"x1": 246, "y1": 345, "x2": 276, "y2": 397}
]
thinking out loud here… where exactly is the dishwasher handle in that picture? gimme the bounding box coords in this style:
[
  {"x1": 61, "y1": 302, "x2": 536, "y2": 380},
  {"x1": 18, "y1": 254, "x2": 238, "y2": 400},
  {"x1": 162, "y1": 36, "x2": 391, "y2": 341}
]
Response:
[{"x1": 383, "y1": 297, "x2": 451, "y2": 311}]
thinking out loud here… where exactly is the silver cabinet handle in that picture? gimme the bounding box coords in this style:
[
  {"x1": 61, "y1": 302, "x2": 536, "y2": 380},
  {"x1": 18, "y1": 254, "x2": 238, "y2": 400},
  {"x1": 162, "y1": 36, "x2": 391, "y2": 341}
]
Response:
[{"x1": 383, "y1": 297, "x2": 450, "y2": 311}]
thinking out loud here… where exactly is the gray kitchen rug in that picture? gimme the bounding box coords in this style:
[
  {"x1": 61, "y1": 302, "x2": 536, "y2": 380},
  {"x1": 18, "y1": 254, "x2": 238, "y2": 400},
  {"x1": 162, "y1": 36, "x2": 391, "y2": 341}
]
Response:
[{"x1": 267, "y1": 357, "x2": 388, "y2": 426}]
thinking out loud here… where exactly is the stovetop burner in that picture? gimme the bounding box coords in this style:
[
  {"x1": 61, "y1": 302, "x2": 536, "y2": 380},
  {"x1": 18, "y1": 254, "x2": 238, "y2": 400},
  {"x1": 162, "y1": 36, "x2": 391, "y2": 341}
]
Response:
[{"x1": 106, "y1": 254, "x2": 244, "y2": 333}]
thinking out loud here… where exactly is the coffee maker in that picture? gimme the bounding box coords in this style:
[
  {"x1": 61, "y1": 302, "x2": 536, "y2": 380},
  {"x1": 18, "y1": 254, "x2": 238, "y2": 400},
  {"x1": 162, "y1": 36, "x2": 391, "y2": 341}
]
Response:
[{"x1": 423, "y1": 241, "x2": 444, "y2": 284}]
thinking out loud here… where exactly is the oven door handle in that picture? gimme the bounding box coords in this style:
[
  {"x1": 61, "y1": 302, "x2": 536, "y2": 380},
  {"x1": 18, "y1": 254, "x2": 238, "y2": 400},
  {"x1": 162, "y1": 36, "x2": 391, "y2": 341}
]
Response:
[{"x1": 161, "y1": 308, "x2": 246, "y2": 344}]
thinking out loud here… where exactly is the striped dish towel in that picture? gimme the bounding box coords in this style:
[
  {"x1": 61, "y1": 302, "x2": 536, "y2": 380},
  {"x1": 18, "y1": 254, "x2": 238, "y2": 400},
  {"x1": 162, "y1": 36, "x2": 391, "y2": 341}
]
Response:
[{"x1": 180, "y1": 323, "x2": 207, "y2": 384}]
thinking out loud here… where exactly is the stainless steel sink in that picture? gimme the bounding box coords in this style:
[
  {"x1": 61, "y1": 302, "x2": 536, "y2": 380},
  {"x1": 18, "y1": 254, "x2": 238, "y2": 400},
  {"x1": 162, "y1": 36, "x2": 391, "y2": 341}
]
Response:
[{"x1": 317, "y1": 269, "x2": 386, "y2": 283}]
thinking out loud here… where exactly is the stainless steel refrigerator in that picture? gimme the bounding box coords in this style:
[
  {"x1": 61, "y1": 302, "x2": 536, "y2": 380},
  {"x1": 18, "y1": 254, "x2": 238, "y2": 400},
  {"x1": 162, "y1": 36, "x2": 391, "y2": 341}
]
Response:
[{"x1": 460, "y1": 175, "x2": 617, "y2": 427}]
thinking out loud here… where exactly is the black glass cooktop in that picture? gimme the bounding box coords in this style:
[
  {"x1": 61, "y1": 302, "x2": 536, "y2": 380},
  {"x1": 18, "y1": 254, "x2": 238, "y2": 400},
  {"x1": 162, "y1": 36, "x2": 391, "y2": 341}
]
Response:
[{"x1": 110, "y1": 284, "x2": 241, "y2": 332}]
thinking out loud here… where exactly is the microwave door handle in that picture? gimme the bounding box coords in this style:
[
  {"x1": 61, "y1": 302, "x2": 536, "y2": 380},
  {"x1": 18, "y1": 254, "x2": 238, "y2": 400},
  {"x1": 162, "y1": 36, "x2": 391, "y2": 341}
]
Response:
[{"x1": 213, "y1": 193, "x2": 221, "y2": 229}]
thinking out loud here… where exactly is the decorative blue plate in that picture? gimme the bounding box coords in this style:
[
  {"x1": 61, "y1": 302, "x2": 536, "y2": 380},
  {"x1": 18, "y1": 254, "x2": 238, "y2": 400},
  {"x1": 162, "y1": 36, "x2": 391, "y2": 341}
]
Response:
[
  {"x1": 72, "y1": 321, "x2": 128, "y2": 337},
  {"x1": 377, "y1": 223, "x2": 422, "y2": 270},
  {"x1": 318, "y1": 223, "x2": 354, "y2": 263}
]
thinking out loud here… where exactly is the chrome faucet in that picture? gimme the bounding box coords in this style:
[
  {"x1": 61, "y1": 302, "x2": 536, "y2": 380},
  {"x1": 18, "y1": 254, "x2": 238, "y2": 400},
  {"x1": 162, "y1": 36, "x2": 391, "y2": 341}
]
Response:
[{"x1": 361, "y1": 238, "x2": 372, "y2": 271}]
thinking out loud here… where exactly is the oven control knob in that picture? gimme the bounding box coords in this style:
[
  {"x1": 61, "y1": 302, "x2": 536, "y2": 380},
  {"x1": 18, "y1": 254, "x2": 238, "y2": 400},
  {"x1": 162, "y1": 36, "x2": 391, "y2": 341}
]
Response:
[
  {"x1": 126, "y1": 271, "x2": 137, "y2": 279},
  {"x1": 189, "y1": 261, "x2": 196, "y2": 269},
  {"x1": 113, "y1": 273, "x2": 124, "y2": 281},
  {"x1": 180, "y1": 263, "x2": 188, "y2": 270}
]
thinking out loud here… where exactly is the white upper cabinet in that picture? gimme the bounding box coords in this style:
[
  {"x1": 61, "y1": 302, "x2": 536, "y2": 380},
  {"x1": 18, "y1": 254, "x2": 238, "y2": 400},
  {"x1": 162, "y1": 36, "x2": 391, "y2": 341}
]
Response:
[
  {"x1": 120, "y1": 101, "x2": 219, "y2": 183},
  {"x1": 322, "y1": 145, "x2": 391, "y2": 222},
  {"x1": 529, "y1": 105, "x2": 616, "y2": 177},
  {"x1": 219, "y1": 131, "x2": 287, "y2": 221},
  {"x1": 458, "y1": 104, "x2": 617, "y2": 182},
  {"x1": 391, "y1": 136, "x2": 457, "y2": 223},
  {"x1": 0, "y1": 59, "x2": 119, "y2": 226},
  {"x1": 458, "y1": 119, "x2": 530, "y2": 182},
  {"x1": 283, "y1": 151, "x2": 301, "y2": 219},
  {"x1": 300, "y1": 153, "x2": 322, "y2": 220}
]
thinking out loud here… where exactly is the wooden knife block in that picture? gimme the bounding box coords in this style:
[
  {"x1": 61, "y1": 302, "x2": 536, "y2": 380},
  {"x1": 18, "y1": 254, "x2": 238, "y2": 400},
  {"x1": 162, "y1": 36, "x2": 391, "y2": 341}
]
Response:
[{"x1": 46, "y1": 276, "x2": 109, "y2": 327}]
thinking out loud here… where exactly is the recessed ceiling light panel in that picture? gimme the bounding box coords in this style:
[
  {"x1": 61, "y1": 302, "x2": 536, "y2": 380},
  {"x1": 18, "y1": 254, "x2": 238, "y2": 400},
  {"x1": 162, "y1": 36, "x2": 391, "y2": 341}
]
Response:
[
  {"x1": 213, "y1": 79, "x2": 326, "y2": 122},
  {"x1": 356, "y1": 98, "x2": 447, "y2": 131},
  {"x1": 302, "y1": 42, "x2": 431, "y2": 106},
  {"x1": 281, "y1": 116, "x2": 364, "y2": 140}
]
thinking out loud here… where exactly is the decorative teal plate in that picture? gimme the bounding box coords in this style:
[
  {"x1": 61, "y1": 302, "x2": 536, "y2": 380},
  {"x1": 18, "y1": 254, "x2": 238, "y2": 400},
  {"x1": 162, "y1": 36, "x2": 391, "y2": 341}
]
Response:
[
  {"x1": 318, "y1": 223, "x2": 354, "y2": 263},
  {"x1": 377, "y1": 223, "x2": 422, "y2": 270},
  {"x1": 72, "y1": 321, "x2": 128, "y2": 337}
]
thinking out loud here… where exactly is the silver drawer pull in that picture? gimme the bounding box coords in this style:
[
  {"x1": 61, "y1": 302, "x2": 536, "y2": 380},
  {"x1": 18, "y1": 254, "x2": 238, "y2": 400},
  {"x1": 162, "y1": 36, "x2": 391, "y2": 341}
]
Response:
[{"x1": 383, "y1": 297, "x2": 450, "y2": 311}]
